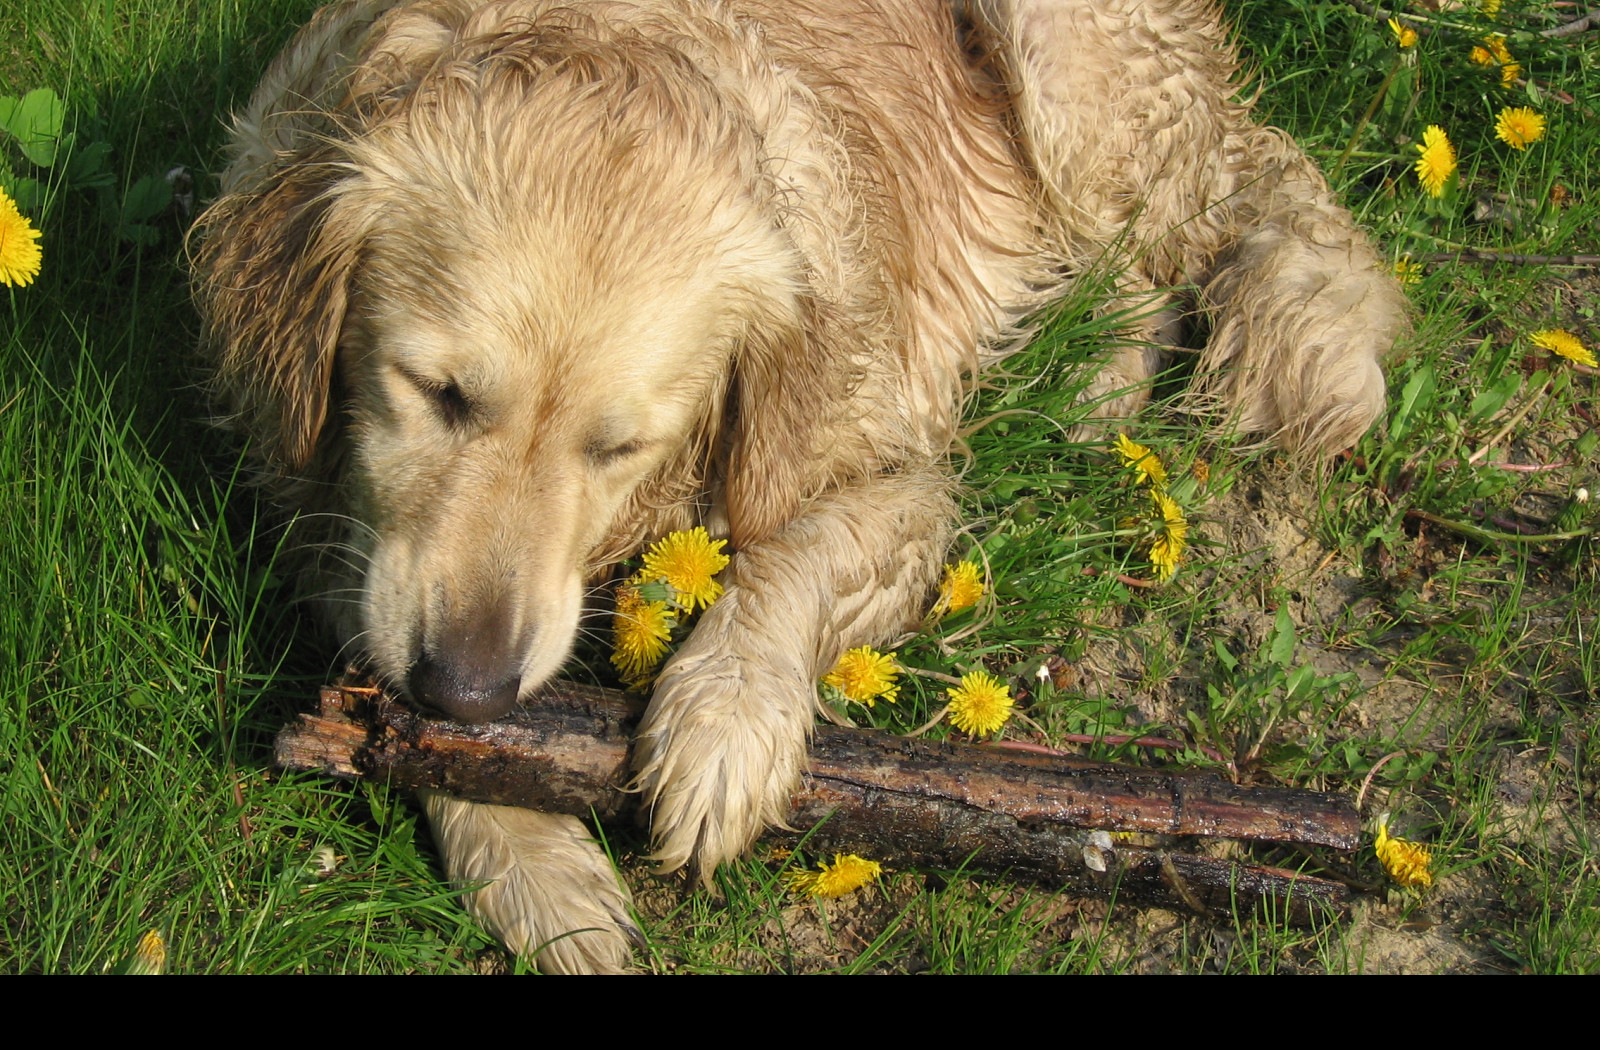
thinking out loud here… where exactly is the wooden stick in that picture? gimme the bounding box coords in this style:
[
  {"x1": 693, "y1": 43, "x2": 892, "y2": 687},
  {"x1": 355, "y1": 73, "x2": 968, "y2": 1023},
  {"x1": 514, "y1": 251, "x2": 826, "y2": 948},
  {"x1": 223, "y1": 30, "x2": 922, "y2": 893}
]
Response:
[
  {"x1": 1420, "y1": 250, "x2": 1600, "y2": 267},
  {"x1": 277, "y1": 680, "x2": 1360, "y2": 921}
]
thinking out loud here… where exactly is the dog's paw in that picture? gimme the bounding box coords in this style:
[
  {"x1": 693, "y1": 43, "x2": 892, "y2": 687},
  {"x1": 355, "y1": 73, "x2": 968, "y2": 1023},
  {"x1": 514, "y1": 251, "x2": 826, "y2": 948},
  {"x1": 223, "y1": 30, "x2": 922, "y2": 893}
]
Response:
[
  {"x1": 632, "y1": 622, "x2": 813, "y2": 879},
  {"x1": 1067, "y1": 335, "x2": 1171, "y2": 442},
  {"x1": 419, "y1": 790, "x2": 639, "y2": 973}
]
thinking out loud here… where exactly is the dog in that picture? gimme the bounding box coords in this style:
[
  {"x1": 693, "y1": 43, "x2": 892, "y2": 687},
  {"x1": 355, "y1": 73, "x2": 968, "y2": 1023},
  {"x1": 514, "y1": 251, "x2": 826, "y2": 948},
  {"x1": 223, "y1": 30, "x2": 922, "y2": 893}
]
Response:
[{"x1": 193, "y1": 0, "x2": 1407, "y2": 972}]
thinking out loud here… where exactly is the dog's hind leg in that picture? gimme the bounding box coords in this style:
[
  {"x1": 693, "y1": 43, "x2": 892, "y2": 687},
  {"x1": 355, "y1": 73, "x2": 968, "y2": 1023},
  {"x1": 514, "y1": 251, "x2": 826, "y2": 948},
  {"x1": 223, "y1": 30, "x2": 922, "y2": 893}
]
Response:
[
  {"x1": 1189, "y1": 197, "x2": 1407, "y2": 453},
  {"x1": 977, "y1": 0, "x2": 1407, "y2": 453},
  {"x1": 1068, "y1": 276, "x2": 1181, "y2": 440},
  {"x1": 632, "y1": 469, "x2": 955, "y2": 879},
  {"x1": 419, "y1": 791, "x2": 639, "y2": 973}
]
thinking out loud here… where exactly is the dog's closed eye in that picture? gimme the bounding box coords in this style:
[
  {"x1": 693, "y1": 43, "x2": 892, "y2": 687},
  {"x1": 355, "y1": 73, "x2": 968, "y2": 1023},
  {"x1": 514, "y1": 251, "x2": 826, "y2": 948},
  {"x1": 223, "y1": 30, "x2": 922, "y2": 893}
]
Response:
[
  {"x1": 584, "y1": 435, "x2": 647, "y2": 466},
  {"x1": 398, "y1": 366, "x2": 474, "y2": 428}
]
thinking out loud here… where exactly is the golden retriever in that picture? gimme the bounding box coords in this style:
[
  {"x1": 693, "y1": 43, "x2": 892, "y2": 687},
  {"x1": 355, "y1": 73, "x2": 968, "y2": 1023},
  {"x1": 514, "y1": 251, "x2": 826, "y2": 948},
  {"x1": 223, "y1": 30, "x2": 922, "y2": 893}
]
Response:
[{"x1": 193, "y1": 0, "x2": 1407, "y2": 972}]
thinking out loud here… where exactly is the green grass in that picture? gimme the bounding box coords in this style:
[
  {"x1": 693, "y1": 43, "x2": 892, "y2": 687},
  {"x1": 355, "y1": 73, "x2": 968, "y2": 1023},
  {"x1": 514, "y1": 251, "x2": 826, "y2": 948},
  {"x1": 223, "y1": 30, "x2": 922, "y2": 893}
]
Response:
[{"x1": 3, "y1": 0, "x2": 1597, "y2": 973}]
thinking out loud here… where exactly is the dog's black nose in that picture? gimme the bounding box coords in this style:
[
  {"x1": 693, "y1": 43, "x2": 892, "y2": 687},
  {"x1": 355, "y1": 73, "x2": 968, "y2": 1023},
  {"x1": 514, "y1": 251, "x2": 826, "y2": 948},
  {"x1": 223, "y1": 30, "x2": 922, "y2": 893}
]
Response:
[{"x1": 408, "y1": 653, "x2": 521, "y2": 723}]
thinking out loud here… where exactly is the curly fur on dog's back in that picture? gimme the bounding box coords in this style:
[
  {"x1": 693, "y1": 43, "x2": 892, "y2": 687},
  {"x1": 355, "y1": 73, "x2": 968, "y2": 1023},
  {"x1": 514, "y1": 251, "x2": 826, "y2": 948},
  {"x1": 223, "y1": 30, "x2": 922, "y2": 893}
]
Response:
[{"x1": 193, "y1": 0, "x2": 1406, "y2": 971}]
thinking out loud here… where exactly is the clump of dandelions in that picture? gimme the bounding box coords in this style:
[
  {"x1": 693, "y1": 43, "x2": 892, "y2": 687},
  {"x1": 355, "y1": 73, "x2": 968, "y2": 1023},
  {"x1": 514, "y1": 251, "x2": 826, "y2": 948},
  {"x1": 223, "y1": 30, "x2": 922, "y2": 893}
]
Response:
[{"x1": 611, "y1": 528, "x2": 731, "y2": 687}]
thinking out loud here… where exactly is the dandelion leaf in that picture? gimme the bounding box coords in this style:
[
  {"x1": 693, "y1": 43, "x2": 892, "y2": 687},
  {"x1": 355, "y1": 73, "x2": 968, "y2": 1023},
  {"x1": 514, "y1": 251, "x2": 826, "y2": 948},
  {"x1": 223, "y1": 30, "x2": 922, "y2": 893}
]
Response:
[
  {"x1": 0, "y1": 171, "x2": 45, "y2": 209},
  {"x1": 63, "y1": 139, "x2": 114, "y2": 190},
  {"x1": 0, "y1": 89, "x2": 66, "y2": 167},
  {"x1": 117, "y1": 174, "x2": 172, "y2": 245},
  {"x1": 1389, "y1": 363, "x2": 1436, "y2": 442},
  {"x1": 1467, "y1": 372, "x2": 1521, "y2": 423}
]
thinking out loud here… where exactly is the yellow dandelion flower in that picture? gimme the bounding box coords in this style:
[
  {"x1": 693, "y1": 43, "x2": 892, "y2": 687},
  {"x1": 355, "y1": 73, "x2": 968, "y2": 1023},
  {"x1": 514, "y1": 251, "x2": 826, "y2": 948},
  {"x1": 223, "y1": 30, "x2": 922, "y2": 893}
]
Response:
[
  {"x1": 1413, "y1": 125, "x2": 1456, "y2": 198},
  {"x1": 946, "y1": 670, "x2": 1014, "y2": 737},
  {"x1": 1191, "y1": 457, "x2": 1211, "y2": 484},
  {"x1": 1388, "y1": 17, "x2": 1418, "y2": 48},
  {"x1": 1393, "y1": 257, "x2": 1423, "y2": 285},
  {"x1": 1531, "y1": 329, "x2": 1597, "y2": 368},
  {"x1": 1495, "y1": 107, "x2": 1546, "y2": 150},
  {"x1": 821, "y1": 645, "x2": 900, "y2": 706},
  {"x1": 127, "y1": 929, "x2": 166, "y2": 975},
  {"x1": 785, "y1": 853, "x2": 883, "y2": 898},
  {"x1": 1375, "y1": 822, "x2": 1434, "y2": 889},
  {"x1": 937, "y1": 561, "x2": 986, "y2": 615},
  {"x1": 1112, "y1": 433, "x2": 1168, "y2": 488},
  {"x1": 611, "y1": 583, "x2": 676, "y2": 686},
  {"x1": 1480, "y1": 0, "x2": 1501, "y2": 16},
  {"x1": 639, "y1": 527, "x2": 729, "y2": 612},
  {"x1": 1470, "y1": 34, "x2": 1519, "y2": 85},
  {"x1": 1149, "y1": 489, "x2": 1188, "y2": 582},
  {"x1": 0, "y1": 187, "x2": 43, "y2": 288}
]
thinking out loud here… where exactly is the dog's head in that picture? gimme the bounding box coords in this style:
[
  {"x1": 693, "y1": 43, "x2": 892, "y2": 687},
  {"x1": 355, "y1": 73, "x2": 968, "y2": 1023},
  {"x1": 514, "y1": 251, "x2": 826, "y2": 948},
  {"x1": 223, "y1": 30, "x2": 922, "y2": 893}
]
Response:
[{"x1": 194, "y1": 22, "x2": 832, "y2": 720}]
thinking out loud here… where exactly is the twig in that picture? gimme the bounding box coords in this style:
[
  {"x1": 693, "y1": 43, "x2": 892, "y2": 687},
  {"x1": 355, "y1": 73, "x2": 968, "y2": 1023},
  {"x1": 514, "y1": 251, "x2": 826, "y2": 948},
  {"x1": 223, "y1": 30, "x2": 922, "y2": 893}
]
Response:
[
  {"x1": 1343, "y1": 0, "x2": 1597, "y2": 39},
  {"x1": 1487, "y1": 460, "x2": 1570, "y2": 472},
  {"x1": 1356, "y1": 750, "x2": 1409, "y2": 812},
  {"x1": 34, "y1": 758, "x2": 63, "y2": 814},
  {"x1": 1012, "y1": 710, "x2": 1051, "y2": 738},
  {"x1": 217, "y1": 662, "x2": 254, "y2": 844},
  {"x1": 1421, "y1": 250, "x2": 1600, "y2": 268},
  {"x1": 1492, "y1": 514, "x2": 1549, "y2": 534},
  {"x1": 1415, "y1": 230, "x2": 1543, "y2": 255},
  {"x1": 900, "y1": 665, "x2": 964, "y2": 686},
  {"x1": 905, "y1": 702, "x2": 951, "y2": 738},
  {"x1": 1343, "y1": 0, "x2": 1503, "y2": 35},
  {"x1": 1405, "y1": 507, "x2": 1591, "y2": 544},
  {"x1": 1079, "y1": 565, "x2": 1157, "y2": 589},
  {"x1": 1467, "y1": 376, "x2": 1551, "y2": 465},
  {"x1": 1439, "y1": 457, "x2": 1570, "y2": 472},
  {"x1": 1543, "y1": 11, "x2": 1599, "y2": 37}
]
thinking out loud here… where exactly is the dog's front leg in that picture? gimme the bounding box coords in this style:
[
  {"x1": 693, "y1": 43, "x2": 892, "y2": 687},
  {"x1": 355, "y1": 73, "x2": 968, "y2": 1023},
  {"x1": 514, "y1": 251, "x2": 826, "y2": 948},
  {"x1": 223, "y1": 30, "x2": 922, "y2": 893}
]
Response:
[
  {"x1": 420, "y1": 792, "x2": 639, "y2": 973},
  {"x1": 633, "y1": 468, "x2": 955, "y2": 878}
]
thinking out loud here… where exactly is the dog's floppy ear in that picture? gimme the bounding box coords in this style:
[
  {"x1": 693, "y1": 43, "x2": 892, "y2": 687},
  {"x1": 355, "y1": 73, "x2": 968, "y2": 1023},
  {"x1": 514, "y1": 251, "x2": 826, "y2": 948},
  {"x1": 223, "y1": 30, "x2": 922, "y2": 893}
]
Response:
[
  {"x1": 191, "y1": 149, "x2": 362, "y2": 478},
  {"x1": 723, "y1": 298, "x2": 854, "y2": 549}
]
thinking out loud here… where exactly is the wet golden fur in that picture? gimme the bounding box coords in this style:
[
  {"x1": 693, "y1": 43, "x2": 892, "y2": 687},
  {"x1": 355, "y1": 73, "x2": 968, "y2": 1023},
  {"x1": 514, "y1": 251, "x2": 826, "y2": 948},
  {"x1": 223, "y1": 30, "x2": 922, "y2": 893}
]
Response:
[{"x1": 193, "y1": 0, "x2": 1407, "y2": 971}]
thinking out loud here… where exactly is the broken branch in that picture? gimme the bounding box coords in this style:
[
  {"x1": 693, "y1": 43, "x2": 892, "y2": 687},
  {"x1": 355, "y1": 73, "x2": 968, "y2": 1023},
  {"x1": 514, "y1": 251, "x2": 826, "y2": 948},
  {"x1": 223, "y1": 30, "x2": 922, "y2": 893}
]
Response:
[{"x1": 277, "y1": 679, "x2": 1361, "y2": 922}]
